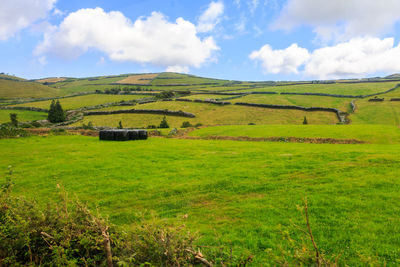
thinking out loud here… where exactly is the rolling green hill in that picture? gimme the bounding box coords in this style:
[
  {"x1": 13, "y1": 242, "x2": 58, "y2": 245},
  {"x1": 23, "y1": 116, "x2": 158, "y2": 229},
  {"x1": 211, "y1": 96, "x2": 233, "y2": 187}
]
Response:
[{"x1": 0, "y1": 76, "x2": 60, "y2": 99}]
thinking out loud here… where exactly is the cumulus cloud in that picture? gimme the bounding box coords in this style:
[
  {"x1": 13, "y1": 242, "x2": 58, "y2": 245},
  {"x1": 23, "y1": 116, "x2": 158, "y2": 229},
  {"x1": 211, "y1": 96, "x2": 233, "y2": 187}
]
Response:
[
  {"x1": 0, "y1": 0, "x2": 57, "y2": 41},
  {"x1": 197, "y1": 1, "x2": 224, "y2": 33},
  {"x1": 249, "y1": 43, "x2": 310, "y2": 74},
  {"x1": 273, "y1": 0, "x2": 400, "y2": 41},
  {"x1": 250, "y1": 37, "x2": 400, "y2": 79},
  {"x1": 36, "y1": 8, "x2": 219, "y2": 72}
]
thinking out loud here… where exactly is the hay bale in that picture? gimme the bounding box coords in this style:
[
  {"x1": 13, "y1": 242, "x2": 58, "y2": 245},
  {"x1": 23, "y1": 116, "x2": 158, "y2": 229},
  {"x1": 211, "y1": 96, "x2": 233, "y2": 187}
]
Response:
[
  {"x1": 99, "y1": 130, "x2": 115, "y2": 141},
  {"x1": 114, "y1": 130, "x2": 129, "y2": 141},
  {"x1": 128, "y1": 130, "x2": 139, "y2": 140},
  {"x1": 138, "y1": 130, "x2": 148, "y2": 140}
]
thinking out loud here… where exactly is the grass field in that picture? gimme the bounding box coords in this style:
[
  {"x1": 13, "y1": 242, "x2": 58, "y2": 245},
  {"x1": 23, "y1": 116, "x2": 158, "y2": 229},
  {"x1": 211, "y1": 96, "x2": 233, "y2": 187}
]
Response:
[
  {"x1": 0, "y1": 78, "x2": 60, "y2": 99},
  {"x1": 189, "y1": 124, "x2": 400, "y2": 144},
  {"x1": 76, "y1": 101, "x2": 338, "y2": 127},
  {"x1": 1, "y1": 135, "x2": 400, "y2": 265},
  {"x1": 350, "y1": 100, "x2": 400, "y2": 125},
  {"x1": 229, "y1": 94, "x2": 352, "y2": 111},
  {"x1": 0, "y1": 109, "x2": 47, "y2": 123},
  {"x1": 12, "y1": 94, "x2": 152, "y2": 110},
  {"x1": 232, "y1": 81, "x2": 400, "y2": 95}
]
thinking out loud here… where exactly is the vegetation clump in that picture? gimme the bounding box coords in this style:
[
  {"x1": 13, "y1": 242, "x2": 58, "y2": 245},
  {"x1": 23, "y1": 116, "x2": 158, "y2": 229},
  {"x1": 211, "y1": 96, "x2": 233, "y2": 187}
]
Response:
[
  {"x1": 159, "y1": 116, "x2": 170, "y2": 128},
  {"x1": 181, "y1": 121, "x2": 193, "y2": 128},
  {"x1": 47, "y1": 100, "x2": 66, "y2": 123}
]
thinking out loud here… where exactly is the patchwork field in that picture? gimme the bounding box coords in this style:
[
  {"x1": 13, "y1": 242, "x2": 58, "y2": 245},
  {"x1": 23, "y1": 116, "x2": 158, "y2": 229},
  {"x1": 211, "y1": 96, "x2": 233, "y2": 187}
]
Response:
[
  {"x1": 76, "y1": 101, "x2": 338, "y2": 128},
  {"x1": 116, "y1": 73, "x2": 159, "y2": 84},
  {"x1": 1, "y1": 135, "x2": 400, "y2": 265},
  {"x1": 12, "y1": 94, "x2": 151, "y2": 110},
  {"x1": 36, "y1": 77, "x2": 67, "y2": 84}
]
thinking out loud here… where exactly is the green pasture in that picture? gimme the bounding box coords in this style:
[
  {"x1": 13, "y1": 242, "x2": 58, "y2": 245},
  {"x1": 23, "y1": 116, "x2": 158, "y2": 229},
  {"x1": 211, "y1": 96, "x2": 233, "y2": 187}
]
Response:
[
  {"x1": 0, "y1": 109, "x2": 47, "y2": 123},
  {"x1": 350, "y1": 99, "x2": 400, "y2": 125},
  {"x1": 12, "y1": 94, "x2": 151, "y2": 110},
  {"x1": 1, "y1": 136, "x2": 400, "y2": 265},
  {"x1": 189, "y1": 124, "x2": 400, "y2": 144},
  {"x1": 77, "y1": 101, "x2": 338, "y2": 127},
  {"x1": 229, "y1": 94, "x2": 352, "y2": 111},
  {"x1": 233, "y1": 81, "x2": 399, "y2": 95},
  {"x1": 0, "y1": 78, "x2": 60, "y2": 99}
]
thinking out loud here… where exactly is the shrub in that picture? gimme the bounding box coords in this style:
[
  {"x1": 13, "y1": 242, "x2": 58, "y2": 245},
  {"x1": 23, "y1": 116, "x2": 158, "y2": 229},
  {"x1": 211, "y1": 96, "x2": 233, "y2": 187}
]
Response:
[
  {"x1": 303, "y1": 116, "x2": 308, "y2": 125},
  {"x1": 180, "y1": 121, "x2": 193, "y2": 128},
  {"x1": 159, "y1": 116, "x2": 170, "y2": 128},
  {"x1": 157, "y1": 91, "x2": 175, "y2": 99},
  {"x1": 0, "y1": 124, "x2": 29, "y2": 139},
  {"x1": 118, "y1": 121, "x2": 123, "y2": 129},
  {"x1": 248, "y1": 122, "x2": 256, "y2": 125},
  {"x1": 195, "y1": 123, "x2": 203, "y2": 128},
  {"x1": 0, "y1": 178, "x2": 211, "y2": 267},
  {"x1": 49, "y1": 128, "x2": 67, "y2": 135},
  {"x1": 9, "y1": 113, "x2": 18, "y2": 127},
  {"x1": 147, "y1": 124, "x2": 157, "y2": 129},
  {"x1": 82, "y1": 121, "x2": 94, "y2": 130}
]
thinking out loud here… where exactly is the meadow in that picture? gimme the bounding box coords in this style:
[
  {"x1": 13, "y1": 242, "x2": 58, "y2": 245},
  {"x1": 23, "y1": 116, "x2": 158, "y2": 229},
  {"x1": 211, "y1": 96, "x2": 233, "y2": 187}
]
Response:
[
  {"x1": 0, "y1": 78, "x2": 60, "y2": 98},
  {"x1": 0, "y1": 109, "x2": 47, "y2": 123},
  {"x1": 12, "y1": 94, "x2": 151, "y2": 110},
  {"x1": 1, "y1": 135, "x2": 400, "y2": 265}
]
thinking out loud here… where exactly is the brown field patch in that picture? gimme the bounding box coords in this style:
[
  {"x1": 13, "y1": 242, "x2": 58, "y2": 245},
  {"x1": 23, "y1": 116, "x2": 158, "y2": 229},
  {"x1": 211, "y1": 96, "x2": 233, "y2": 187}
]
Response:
[
  {"x1": 36, "y1": 77, "x2": 66, "y2": 83},
  {"x1": 116, "y1": 74, "x2": 159, "y2": 85}
]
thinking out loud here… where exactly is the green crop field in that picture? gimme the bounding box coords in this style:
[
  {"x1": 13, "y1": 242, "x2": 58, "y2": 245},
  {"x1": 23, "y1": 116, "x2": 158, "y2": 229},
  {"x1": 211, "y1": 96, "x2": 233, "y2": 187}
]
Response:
[
  {"x1": 1, "y1": 135, "x2": 400, "y2": 265},
  {"x1": 12, "y1": 94, "x2": 151, "y2": 110},
  {"x1": 75, "y1": 101, "x2": 338, "y2": 127},
  {"x1": 0, "y1": 109, "x2": 47, "y2": 123},
  {"x1": 0, "y1": 78, "x2": 60, "y2": 99}
]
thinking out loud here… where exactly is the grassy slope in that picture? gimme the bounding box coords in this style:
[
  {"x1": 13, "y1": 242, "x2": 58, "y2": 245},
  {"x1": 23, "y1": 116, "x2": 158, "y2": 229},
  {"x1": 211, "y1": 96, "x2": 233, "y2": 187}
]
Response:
[
  {"x1": 0, "y1": 78, "x2": 60, "y2": 99},
  {"x1": 74, "y1": 101, "x2": 338, "y2": 127},
  {"x1": 189, "y1": 125, "x2": 400, "y2": 144},
  {"x1": 1, "y1": 136, "x2": 400, "y2": 265},
  {"x1": 12, "y1": 94, "x2": 151, "y2": 110},
  {"x1": 0, "y1": 109, "x2": 47, "y2": 123},
  {"x1": 350, "y1": 99, "x2": 400, "y2": 125}
]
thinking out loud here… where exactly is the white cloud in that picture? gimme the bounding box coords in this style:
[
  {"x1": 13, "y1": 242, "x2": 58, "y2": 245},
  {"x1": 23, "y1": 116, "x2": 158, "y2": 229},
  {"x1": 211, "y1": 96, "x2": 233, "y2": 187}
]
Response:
[
  {"x1": 197, "y1": 1, "x2": 224, "y2": 33},
  {"x1": 249, "y1": 43, "x2": 310, "y2": 74},
  {"x1": 273, "y1": 0, "x2": 400, "y2": 42},
  {"x1": 0, "y1": 0, "x2": 57, "y2": 41},
  {"x1": 249, "y1": 0, "x2": 260, "y2": 14},
  {"x1": 166, "y1": 65, "x2": 189, "y2": 73},
  {"x1": 36, "y1": 8, "x2": 219, "y2": 72},
  {"x1": 250, "y1": 37, "x2": 400, "y2": 79}
]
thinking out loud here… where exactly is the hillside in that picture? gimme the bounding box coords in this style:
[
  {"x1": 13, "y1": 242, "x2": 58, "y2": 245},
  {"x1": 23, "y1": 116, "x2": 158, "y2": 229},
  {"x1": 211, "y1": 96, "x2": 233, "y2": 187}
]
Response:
[{"x1": 0, "y1": 76, "x2": 60, "y2": 99}]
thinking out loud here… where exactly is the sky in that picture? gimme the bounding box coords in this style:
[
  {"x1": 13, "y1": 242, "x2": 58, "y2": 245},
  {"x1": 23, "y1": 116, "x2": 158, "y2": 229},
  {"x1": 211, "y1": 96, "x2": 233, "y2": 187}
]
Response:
[{"x1": 1, "y1": 0, "x2": 400, "y2": 81}]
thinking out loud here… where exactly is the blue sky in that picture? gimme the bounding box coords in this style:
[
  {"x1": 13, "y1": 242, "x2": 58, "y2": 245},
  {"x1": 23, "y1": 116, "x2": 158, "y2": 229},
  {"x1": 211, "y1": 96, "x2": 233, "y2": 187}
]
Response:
[{"x1": 1, "y1": 0, "x2": 400, "y2": 81}]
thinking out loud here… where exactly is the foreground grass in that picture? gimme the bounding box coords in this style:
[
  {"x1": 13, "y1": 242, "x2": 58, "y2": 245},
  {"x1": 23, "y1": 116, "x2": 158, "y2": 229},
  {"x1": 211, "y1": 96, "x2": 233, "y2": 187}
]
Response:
[
  {"x1": 189, "y1": 125, "x2": 400, "y2": 144},
  {"x1": 0, "y1": 109, "x2": 47, "y2": 123},
  {"x1": 1, "y1": 136, "x2": 400, "y2": 265},
  {"x1": 12, "y1": 94, "x2": 151, "y2": 110}
]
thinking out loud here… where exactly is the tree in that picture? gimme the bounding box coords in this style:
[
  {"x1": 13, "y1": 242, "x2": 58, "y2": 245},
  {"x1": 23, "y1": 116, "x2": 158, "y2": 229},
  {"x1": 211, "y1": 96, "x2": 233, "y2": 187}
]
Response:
[
  {"x1": 9, "y1": 113, "x2": 18, "y2": 127},
  {"x1": 159, "y1": 116, "x2": 170, "y2": 128},
  {"x1": 48, "y1": 100, "x2": 66, "y2": 123},
  {"x1": 303, "y1": 116, "x2": 308, "y2": 125},
  {"x1": 118, "y1": 121, "x2": 123, "y2": 129}
]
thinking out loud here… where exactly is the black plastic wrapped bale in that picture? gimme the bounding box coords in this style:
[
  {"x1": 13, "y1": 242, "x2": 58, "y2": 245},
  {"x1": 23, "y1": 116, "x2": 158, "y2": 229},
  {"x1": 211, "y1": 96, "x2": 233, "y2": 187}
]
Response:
[
  {"x1": 99, "y1": 130, "x2": 115, "y2": 141},
  {"x1": 138, "y1": 130, "x2": 148, "y2": 140},
  {"x1": 128, "y1": 130, "x2": 139, "y2": 140},
  {"x1": 114, "y1": 130, "x2": 129, "y2": 141}
]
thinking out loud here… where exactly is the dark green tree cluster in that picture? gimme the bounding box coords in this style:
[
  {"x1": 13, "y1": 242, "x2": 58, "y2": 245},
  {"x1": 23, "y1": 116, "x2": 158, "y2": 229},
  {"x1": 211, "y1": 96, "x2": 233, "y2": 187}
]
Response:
[
  {"x1": 48, "y1": 100, "x2": 66, "y2": 123},
  {"x1": 159, "y1": 116, "x2": 170, "y2": 128}
]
